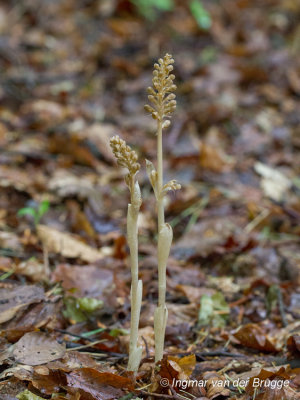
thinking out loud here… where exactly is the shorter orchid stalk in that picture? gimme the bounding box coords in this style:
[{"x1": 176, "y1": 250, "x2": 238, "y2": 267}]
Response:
[{"x1": 110, "y1": 136, "x2": 143, "y2": 373}]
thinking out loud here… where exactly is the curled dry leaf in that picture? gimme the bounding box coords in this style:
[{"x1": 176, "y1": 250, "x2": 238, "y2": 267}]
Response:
[
  {"x1": 13, "y1": 332, "x2": 66, "y2": 366},
  {"x1": 202, "y1": 371, "x2": 230, "y2": 399},
  {"x1": 37, "y1": 225, "x2": 112, "y2": 262},
  {"x1": 0, "y1": 285, "x2": 44, "y2": 324},
  {"x1": 246, "y1": 366, "x2": 297, "y2": 399},
  {"x1": 287, "y1": 334, "x2": 300, "y2": 355},
  {"x1": 233, "y1": 323, "x2": 279, "y2": 353},
  {"x1": 66, "y1": 368, "x2": 133, "y2": 400}
]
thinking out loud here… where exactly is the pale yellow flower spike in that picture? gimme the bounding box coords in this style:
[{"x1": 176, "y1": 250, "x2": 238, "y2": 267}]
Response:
[
  {"x1": 145, "y1": 54, "x2": 181, "y2": 362},
  {"x1": 110, "y1": 135, "x2": 143, "y2": 373}
]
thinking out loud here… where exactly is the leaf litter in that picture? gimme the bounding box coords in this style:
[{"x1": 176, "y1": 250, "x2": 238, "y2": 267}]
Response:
[{"x1": 0, "y1": 0, "x2": 299, "y2": 399}]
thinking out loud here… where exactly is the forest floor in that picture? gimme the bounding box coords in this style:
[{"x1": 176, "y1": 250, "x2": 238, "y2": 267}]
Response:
[{"x1": 0, "y1": 0, "x2": 299, "y2": 399}]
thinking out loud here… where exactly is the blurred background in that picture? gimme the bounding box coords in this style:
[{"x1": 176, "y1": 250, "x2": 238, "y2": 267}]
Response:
[{"x1": 0, "y1": 0, "x2": 300, "y2": 282}]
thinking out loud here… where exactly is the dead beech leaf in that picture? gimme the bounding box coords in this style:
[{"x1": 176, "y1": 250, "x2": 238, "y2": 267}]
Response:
[
  {"x1": 168, "y1": 354, "x2": 196, "y2": 379},
  {"x1": 246, "y1": 366, "x2": 296, "y2": 399},
  {"x1": 52, "y1": 264, "x2": 114, "y2": 300},
  {"x1": 203, "y1": 371, "x2": 230, "y2": 399},
  {"x1": 37, "y1": 225, "x2": 111, "y2": 262},
  {"x1": 199, "y1": 141, "x2": 234, "y2": 172},
  {"x1": 0, "y1": 285, "x2": 44, "y2": 324},
  {"x1": 233, "y1": 323, "x2": 278, "y2": 352},
  {"x1": 13, "y1": 332, "x2": 66, "y2": 366},
  {"x1": 287, "y1": 334, "x2": 300, "y2": 354},
  {"x1": 66, "y1": 368, "x2": 133, "y2": 400},
  {"x1": 48, "y1": 169, "x2": 95, "y2": 199},
  {"x1": 15, "y1": 258, "x2": 50, "y2": 282}
]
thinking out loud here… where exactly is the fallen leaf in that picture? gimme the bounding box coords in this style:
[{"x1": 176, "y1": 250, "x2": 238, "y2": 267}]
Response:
[
  {"x1": 63, "y1": 296, "x2": 103, "y2": 323},
  {"x1": 199, "y1": 141, "x2": 234, "y2": 172},
  {"x1": 168, "y1": 354, "x2": 196, "y2": 378},
  {"x1": 16, "y1": 389, "x2": 44, "y2": 400},
  {"x1": 202, "y1": 371, "x2": 230, "y2": 399},
  {"x1": 246, "y1": 366, "x2": 297, "y2": 399},
  {"x1": 254, "y1": 162, "x2": 292, "y2": 202},
  {"x1": 13, "y1": 332, "x2": 66, "y2": 366},
  {"x1": 37, "y1": 225, "x2": 111, "y2": 262},
  {"x1": 233, "y1": 323, "x2": 279, "y2": 352},
  {"x1": 287, "y1": 334, "x2": 300, "y2": 355},
  {"x1": 48, "y1": 169, "x2": 96, "y2": 199},
  {"x1": 52, "y1": 264, "x2": 114, "y2": 300},
  {"x1": 198, "y1": 292, "x2": 229, "y2": 328},
  {"x1": 0, "y1": 285, "x2": 44, "y2": 324},
  {"x1": 15, "y1": 258, "x2": 50, "y2": 282},
  {"x1": 176, "y1": 285, "x2": 216, "y2": 304},
  {"x1": 66, "y1": 368, "x2": 133, "y2": 400}
]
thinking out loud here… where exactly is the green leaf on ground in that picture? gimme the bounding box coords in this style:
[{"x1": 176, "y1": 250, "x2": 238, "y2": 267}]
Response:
[
  {"x1": 63, "y1": 296, "x2": 103, "y2": 322},
  {"x1": 17, "y1": 390, "x2": 45, "y2": 400},
  {"x1": 198, "y1": 292, "x2": 229, "y2": 328}
]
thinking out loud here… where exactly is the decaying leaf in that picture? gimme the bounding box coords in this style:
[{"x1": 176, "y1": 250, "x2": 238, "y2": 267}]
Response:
[
  {"x1": 199, "y1": 141, "x2": 234, "y2": 172},
  {"x1": 246, "y1": 366, "x2": 297, "y2": 399},
  {"x1": 202, "y1": 371, "x2": 230, "y2": 399},
  {"x1": 63, "y1": 296, "x2": 103, "y2": 323},
  {"x1": 254, "y1": 162, "x2": 292, "y2": 202},
  {"x1": 66, "y1": 368, "x2": 133, "y2": 400},
  {"x1": 17, "y1": 389, "x2": 44, "y2": 400},
  {"x1": 233, "y1": 323, "x2": 278, "y2": 352},
  {"x1": 168, "y1": 354, "x2": 196, "y2": 379},
  {"x1": 37, "y1": 225, "x2": 111, "y2": 262},
  {"x1": 13, "y1": 332, "x2": 66, "y2": 366},
  {"x1": 198, "y1": 292, "x2": 229, "y2": 328},
  {"x1": 48, "y1": 169, "x2": 95, "y2": 199},
  {"x1": 52, "y1": 264, "x2": 114, "y2": 301},
  {"x1": 287, "y1": 334, "x2": 300, "y2": 355},
  {"x1": 0, "y1": 285, "x2": 44, "y2": 324},
  {"x1": 15, "y1": 258, "x2": 50, "y2": 282}
]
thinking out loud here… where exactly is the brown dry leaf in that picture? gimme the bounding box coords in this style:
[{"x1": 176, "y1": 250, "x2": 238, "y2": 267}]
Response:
[
  {"x1": 48, "y1": 135, "x2": 100, "y2": 169},
  {"x1": 47, "y1": 351, "x2": 98, "y2": 371},
  {"x1": 48, "y1": 169, "x2": 96, "y2": 199},
  {"x1": 233, "y1": 323, "x2": 279, "y2": 353},
  {"x1": 199, "y1": 141, "x2": 234, "y2": 173},
  {"x1": 0, "y1": 285, "x2": 44, "y2": 324},
  {"x1": 202, "y1": 371, "x2": 230, "y2": 399},
  {"x1": 0, "y1": 166, "x2": 35, "y2": 193},
  {"x1": 176, "y1": 285, "x2": 216, "y2": 304},
  {"x1": 0, "y1": 231, "x2": 22, "y2": 252},
  {"x1": 79, "y1": 123, "x2": 116, "y2": 163},
  {"x1": 158, "y1": 355, "x2": 182, "y2": 388},
  {"x1": 15, "y1": 258, "x2": 50, "y2": 282},
  {"x1": 52, "y1": 264, "x2": 114, "y2": 300},
  {"x1": 287, "y1": 334, "x2": 300, "y2": 355},
  {"x1": 37, "y1": 225, "x2": 111, "y2": 262},
  {"x1": 66, "y1": 368, "x2": 133, "y2": 400},
  {"x1": 246, "y1": 367, "x2": 296, "y2": 399},
  {"x1": 21, "y1": 100, "x2": 67, "y2": 124},
  {"x1": 30, "y1": 369, "x2": 67, "y2": 395},
  {"x1": 13, "y1": 332, "x2": 66, "y2": 366},
  {"x1": 5, "y1": 301, "x2": 63, "y2": 341},
  {"x1": 168, "y1": 354, "x2": 196, "y2": 379}
]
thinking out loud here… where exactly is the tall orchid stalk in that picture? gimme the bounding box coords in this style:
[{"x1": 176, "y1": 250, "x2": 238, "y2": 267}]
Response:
[
  {"x1": 110, "y1": 136, "x2": 143, "y2": 373},
  {"x1": 144, "y1": 54, "x2": 180, "y2": 362}
]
